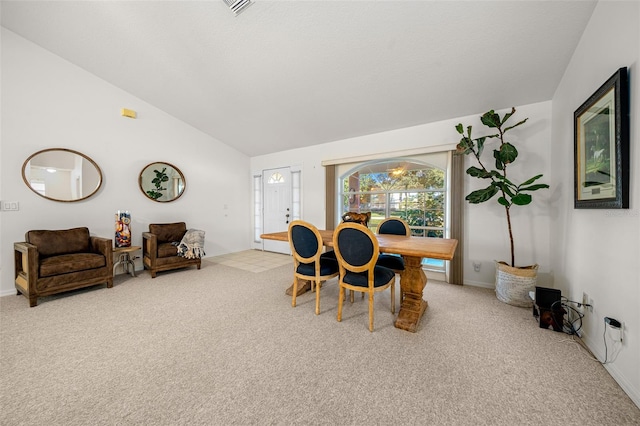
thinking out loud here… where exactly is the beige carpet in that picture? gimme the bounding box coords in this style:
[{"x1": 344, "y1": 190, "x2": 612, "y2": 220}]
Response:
[{"x1": 1, "y1": 253, "x2": 639, "y2": 425}]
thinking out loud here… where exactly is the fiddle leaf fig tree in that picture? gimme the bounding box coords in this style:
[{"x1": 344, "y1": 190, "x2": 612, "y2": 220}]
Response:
[{"x1": 455, "y1": 107, "x2": 549, "y2": 268}]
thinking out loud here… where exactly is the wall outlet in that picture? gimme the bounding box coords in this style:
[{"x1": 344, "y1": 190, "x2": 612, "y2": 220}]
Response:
[
  {"x1": 619, "y1": 322, "x2": 624, "y2": 342},
  {"x1": 582, "y1": 292, "x2": 588, "y2": 308},
  {"x1": 472, "y1": 261, "x2": 481, "y2": 272},
  {"x1": 582, "y1": 292, "x2": 593, "y2": 312},
  {"x1": 606, "y1": 319, "x2": 623, "y2": 342}
]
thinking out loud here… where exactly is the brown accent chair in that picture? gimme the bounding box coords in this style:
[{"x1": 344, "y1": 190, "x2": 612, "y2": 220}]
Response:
[
  {"x1": 142, "y1": 222, "x2": 201, "y2": 278},
  {"x1": 14, "y1": 227, "x2": 113, "y2": 307}
]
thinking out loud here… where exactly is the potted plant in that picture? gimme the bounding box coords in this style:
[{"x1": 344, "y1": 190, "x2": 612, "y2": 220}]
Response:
[{"x1": 455, "y1": 107, "x2": 549, "y2": 307}]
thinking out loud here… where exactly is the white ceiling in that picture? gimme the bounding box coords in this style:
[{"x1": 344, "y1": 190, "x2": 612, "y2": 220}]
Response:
[{"x1": 1, "y1": 0, "x2": 597, "y2": 156}]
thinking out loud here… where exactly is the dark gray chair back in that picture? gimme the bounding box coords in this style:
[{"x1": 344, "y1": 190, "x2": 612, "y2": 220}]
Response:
[
  {"x1": 291, "y1": 223, "x2": 320, "y2": 260},
  {"x1": 377, "y1": 218, "x2": 410, "y2": 236},
  {"x1": 335, "y1": 226, "x2": 376, "y2": 268}
]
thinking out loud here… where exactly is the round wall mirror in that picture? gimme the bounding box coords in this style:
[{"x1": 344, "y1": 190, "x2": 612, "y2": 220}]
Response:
[
  {"x1": 22, "y1": 148, "x2": 103, "y2": 202},
  {"x1": 139, "y1": 162, "x2": 186, "y2": 202}
]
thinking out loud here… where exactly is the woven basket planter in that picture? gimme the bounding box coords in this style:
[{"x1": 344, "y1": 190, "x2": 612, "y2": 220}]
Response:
[{"x1": 495, "y1": 261, "x2": 538, "y2": 307}]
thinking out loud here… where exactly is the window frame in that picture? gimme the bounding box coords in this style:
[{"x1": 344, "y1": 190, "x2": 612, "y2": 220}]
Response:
[{"x1": 336, "y1": 156, "x2": 449, "y2": 272}]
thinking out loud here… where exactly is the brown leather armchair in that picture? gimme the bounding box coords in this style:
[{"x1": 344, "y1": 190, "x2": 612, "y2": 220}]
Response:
[
  {"x1": 142, "y1": 222, "x2": 201, "y2": 278},
  {"x1": 14, "y1": 227, "x2": 113, "y2": 307}
]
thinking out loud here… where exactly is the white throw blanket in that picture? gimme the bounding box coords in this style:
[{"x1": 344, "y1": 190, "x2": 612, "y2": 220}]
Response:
[{"x1": 176, "y1": 229, "x2": 206, "y2": 259}]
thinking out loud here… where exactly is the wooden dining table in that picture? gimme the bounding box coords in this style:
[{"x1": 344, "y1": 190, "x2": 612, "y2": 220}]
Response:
[{"x1": 260, "y1": 229, "x2": 458, "y2": 333}]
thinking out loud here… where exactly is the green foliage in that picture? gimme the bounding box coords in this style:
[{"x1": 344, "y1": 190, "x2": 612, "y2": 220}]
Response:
[
  {"x1": 397, "y1": 209, "x2": 443, "y2": 237},
  {"x1": 455, "y1": 108, "x2": 549, "y2": 266},
  {"x1": 146, "y1": 167, "x2": 169, "y2": 200},
  {"x1": 344, "y1": 166, "x2": 444, "y2": 194}
]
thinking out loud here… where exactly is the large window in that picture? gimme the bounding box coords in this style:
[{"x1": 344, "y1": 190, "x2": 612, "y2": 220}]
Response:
[{"x1": 338, "y1": 157, "x2": 447, "y2": 271}]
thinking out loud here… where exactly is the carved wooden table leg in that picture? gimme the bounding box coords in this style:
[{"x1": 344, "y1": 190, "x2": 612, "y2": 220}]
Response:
[
  {"x1": 394, "y1": 255, "x2": 428, "y2": 332},
  {"x1": 285, "y1": 280, "x2": 312, "y2": 296}
]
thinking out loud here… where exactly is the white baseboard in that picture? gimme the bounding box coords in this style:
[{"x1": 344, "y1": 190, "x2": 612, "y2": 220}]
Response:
[
  {"x1": 463, "y1": 279, "x2": 495, "y2": 289},
  {"x1": 605, "y1": 362, "x2": 640, "y2": 409},
  {"x1": 1, "y1": 288, "x2": 17, "y2": 298},
  {"x1": 581, "y1": 331, "x2": 640, "y2": 409}
]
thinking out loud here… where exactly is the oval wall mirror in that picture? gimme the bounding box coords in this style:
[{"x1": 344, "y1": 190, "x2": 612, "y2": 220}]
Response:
[
  {"x1": 22, "y1": 148, "x2": 103, "y2": 202},
  {"x1": 139, "y1": 162, "x2": 186, "y2": 202}
]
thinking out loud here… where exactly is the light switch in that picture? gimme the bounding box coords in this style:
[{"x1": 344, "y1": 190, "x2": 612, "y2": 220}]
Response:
[{"x1": 1, "y1": 201, "x2": 19, "y2": 211}]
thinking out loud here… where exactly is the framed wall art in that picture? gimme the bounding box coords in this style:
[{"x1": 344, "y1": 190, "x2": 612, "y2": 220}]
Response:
[{"x1": 574, "y1": 67, "x2": 629, "y2": 209}]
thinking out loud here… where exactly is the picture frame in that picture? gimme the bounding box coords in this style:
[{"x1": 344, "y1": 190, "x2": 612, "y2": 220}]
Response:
[{"x1": 574, "y1": 67, "x2": 629, "y2": 209}]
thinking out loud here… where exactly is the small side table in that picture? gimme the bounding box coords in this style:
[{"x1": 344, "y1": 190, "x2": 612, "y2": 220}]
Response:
[{"x1": 113, "y1": 246, "x2": 141, "y2": 277}]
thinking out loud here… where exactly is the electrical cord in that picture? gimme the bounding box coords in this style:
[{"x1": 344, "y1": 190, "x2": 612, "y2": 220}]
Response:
[
  {"x1": 549, "y1": 297, "x2": 585, "y2": 335},
  {"x1": 553, "y1": 334, "x2": 600, "y2": 362},
  {"x1": 543, "y1": 297, "x2": 600, "y2": 362},
  {"x1": 546, "y1": 298, "x2": 621, "y2": 364}
]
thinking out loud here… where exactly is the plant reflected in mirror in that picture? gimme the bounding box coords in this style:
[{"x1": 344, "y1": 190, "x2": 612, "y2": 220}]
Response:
[
  {"x1": 146, "y1": 167, "x2": 169, "y2": 200},
  {"x1": 139, "y1": 162, "x2": 185, "y2": 202}
]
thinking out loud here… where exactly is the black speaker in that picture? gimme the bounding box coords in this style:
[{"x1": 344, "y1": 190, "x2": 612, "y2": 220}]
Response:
[
  {"x1": 533, "y1": 286, "x2": 564, "y2": 332},
  {"x1": 535, "y1": 286, "x2": 561, "y2": 309}
]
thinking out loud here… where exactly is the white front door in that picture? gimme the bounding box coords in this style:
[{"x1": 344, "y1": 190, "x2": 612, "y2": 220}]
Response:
[{"x1": 263, "y1": 167, "x2": 291, "y2": 254}]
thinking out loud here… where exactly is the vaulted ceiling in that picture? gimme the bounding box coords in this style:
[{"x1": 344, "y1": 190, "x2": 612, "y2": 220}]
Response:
[{"x1": 1, "y1": 1, "x2": 597, "y2": 156}]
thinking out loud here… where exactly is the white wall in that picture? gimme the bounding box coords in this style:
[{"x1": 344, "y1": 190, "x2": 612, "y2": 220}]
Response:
[
  {"x1": 251, "y1": 101, "x2": 553, "y2": 288},
  {"x1": 550, "y1": 1, "x2": 639, "y2": 406},
  {"x1": 2, "y1": 1, "x2": 638, "y2": 409},
  {"x1": 0, "y1": 29, "x2": 252, "y2": 295}
]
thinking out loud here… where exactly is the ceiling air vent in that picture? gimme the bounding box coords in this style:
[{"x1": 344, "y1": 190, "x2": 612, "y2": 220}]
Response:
[{"x1": 223, "y1": 0, "x2": 253, "y2": 16}]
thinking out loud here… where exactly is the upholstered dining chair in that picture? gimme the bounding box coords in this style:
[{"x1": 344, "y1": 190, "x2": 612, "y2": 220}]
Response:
[
  {"x1": 376, "y1": 217, "x2": 410, "y2": 303},
  {"x1": 288, "y1": 220, "x2": 339, "y2": 315},
  {"x1": 333, "y1": 222, "x2": 395, "y2": 332}
]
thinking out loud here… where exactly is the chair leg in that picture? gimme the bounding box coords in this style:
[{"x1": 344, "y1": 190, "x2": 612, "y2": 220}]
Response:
[
  {"x1": 315, "y1": 280, "x2": 321, "y2": 315},
  {"x1": 368, "y1": 292, "x2": 374, "y2": 332},
  {"x1": 337, "y1": 286, "x2": 344, "y2": 322},
  {"x1": 292, "y1": 277, "x2": 298, "y2": 308}
]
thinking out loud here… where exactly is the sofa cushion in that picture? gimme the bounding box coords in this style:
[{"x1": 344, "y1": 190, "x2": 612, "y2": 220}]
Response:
[
  {"x1": 26, "y1": 227, "x2": 91, "y2": 257},
  {"x1": 149, "y1": 223, "x2": 187, "y2": 243},
  {"x1": 39, "y1": 253, "x2": 106, "y2": 277},
  {"x1": 157, "y1": 242, "x2": 179, "y2": 258}
]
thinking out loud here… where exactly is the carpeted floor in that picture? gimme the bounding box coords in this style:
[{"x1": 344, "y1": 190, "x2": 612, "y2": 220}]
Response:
[{"x1": 1, "y1": 252, "x2": 639, "y2": 425}]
